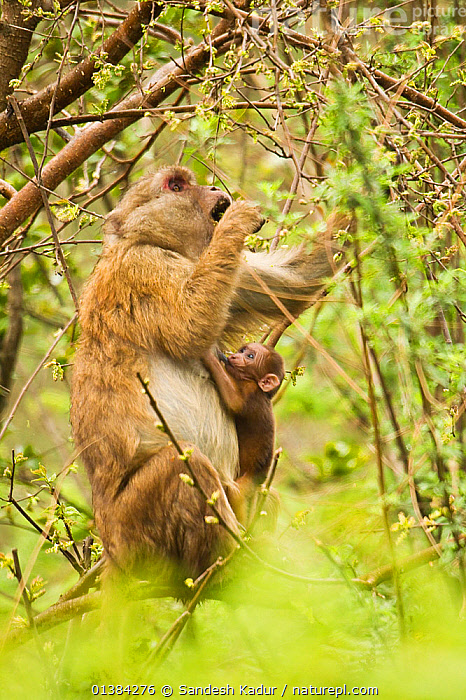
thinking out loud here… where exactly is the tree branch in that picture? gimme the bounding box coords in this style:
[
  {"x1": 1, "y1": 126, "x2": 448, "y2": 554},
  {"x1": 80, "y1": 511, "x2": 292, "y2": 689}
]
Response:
[
  {"x1": 0, "y1": 0, "x2": 44, "y2": 111},
  {"x1": 0, "y1": 0, "x2": 164, "y2": 149},
  {"x1": 0, "y1": 264, "x2": 23, "y2": 418},
  {"x1": 0, "y1": 19, "x2": 236, "y2": 246}
]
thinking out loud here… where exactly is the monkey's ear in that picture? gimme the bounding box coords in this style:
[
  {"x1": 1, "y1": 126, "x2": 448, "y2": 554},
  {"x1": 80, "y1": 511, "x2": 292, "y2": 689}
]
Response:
[{"x1": 258, "y1": 373, "x2": 280, "y2": 393}]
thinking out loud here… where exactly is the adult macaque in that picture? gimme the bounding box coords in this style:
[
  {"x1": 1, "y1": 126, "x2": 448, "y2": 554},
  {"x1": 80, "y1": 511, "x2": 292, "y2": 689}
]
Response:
[{"x1": 70, "y1": 165, "x2": 341, "y2": 579}]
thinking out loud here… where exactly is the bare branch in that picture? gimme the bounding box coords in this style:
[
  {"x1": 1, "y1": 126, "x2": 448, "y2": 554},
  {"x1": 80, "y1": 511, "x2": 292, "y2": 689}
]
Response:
[
  {"x1": 0, "y1": 265, "x2": 22, "y2": 418},
  {"x1": 0, "y1": 19, "x2": 236, "y2": 245},
  {"x1": 0, "y1": 0, "x2": 165, "y2": 149}
]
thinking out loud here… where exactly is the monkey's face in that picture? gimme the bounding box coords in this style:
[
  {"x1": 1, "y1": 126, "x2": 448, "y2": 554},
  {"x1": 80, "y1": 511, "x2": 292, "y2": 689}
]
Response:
[
  {"x1": 226, "y1": 343, "x2": 285, "y2": 395},
  {"x1": 225, "y1": 343, "x2": 266, "y2": 378},
  {"x1": 103, "y1": 166, "x2": 232, "y2": 259},
  {"x1": 161, "y1": 168, "x2": 231, "y2": 228}
]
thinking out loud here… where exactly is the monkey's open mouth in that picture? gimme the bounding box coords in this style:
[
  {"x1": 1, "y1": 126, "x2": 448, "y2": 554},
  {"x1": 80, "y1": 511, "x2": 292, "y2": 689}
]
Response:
[{"x1": 210, "y1": 196, "x2": 231, "y2": 222}]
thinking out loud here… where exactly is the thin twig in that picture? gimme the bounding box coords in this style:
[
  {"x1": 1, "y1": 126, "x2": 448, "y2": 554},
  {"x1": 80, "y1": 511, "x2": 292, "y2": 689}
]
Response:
[
  {"x1": 147, "y1": 553, "x2": 232, "y2": 667},
  {"x1": 246, "y1": 448, "x2": 282, "y2": 534},
  {"x1": 11, "y1": 549, "x2": 35, "y2": 627},
  {"x1": 0, "y1": 314, "x2": 77, "y2": 443},
  {"x1": 8, "y1": 97, "x2": 79, "y2": 309}
]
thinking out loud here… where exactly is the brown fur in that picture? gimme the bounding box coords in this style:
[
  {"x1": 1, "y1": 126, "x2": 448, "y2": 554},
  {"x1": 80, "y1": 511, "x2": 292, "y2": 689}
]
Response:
[
  {"x1": 203, "y1": 343, "x2": 284, "y2": 529},
  {"x1": 203, "y1": 343, "x2": 284, "y2": 480},
  {"x1": 70, "y1": 166, "x2": 340, "y2": 579}
]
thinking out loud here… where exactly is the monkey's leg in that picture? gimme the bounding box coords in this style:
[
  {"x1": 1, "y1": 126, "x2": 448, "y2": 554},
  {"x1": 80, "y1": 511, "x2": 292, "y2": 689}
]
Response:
[{"x1": 95, "y1": 444, "x2": 240, "y2": 581}]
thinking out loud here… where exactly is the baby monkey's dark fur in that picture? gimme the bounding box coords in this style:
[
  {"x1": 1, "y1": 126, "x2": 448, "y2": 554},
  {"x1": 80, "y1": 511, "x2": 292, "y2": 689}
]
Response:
[
  {"x1": 203, "y1": 343, "x2": 284, "y2": 480},
  {"x1": 203, "y1": 343, "x2": 284, "y2": 526}
]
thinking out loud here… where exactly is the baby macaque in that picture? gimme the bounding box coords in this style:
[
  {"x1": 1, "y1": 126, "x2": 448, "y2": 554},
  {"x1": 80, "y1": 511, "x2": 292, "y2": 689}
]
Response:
[{"x1": 203, "y1": 343, "x2": 284, "y2": 522}]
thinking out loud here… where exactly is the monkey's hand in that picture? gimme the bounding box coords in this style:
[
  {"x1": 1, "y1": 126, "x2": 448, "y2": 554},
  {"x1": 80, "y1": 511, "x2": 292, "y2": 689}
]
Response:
[
  {"x1": 202, "y1": 347, "x2": 228, "y2": 368},
  {"x1": 214, "y1": 200, "x2": 265, "y2": 243},
  {"x1": 216, "y1": 348, "x2": 229, "y2": 364}
]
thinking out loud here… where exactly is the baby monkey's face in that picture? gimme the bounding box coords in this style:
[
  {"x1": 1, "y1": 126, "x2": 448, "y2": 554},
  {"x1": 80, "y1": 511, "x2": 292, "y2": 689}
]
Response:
[
  {"x1": 225, "y1": 343, "x2": 266, "y2": 378},
  {"x1": 222, "y1": 343, "x2": 285, "y2": 397}
]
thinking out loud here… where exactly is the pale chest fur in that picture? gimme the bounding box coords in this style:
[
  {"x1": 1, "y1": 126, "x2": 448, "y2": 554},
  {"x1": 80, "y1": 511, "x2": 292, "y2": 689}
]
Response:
[{"x1": 146, "y1": 355, "x2": 239, "y2": 484}]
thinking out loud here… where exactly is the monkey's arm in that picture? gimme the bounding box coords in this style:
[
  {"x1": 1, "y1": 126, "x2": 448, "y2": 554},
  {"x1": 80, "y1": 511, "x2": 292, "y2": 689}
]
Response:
[
  {"x1": 175, "y1": 201, "x2": 263, "y2": 356},
  {"x1": 93, "y1": 201, "x2": 264, "y2": 360},
  {"x1": 202, "y1": 350, "x2": 245, "y2": 414}
]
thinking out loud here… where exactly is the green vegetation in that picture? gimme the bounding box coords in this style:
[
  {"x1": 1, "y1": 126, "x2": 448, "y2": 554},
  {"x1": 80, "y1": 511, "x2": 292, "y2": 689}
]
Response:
[{"x1": 1, "y1": 1, "x2": 466, "y2": 697}]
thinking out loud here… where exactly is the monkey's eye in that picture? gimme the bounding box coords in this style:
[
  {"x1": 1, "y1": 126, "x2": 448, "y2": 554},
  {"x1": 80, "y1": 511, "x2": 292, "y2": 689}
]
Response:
[
  {"x1": 247, "y1": 353, "x2": 255, "y2": 359},
  {"x1": 168, "y1": 179, "x2": 184, "y2": 192}
]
